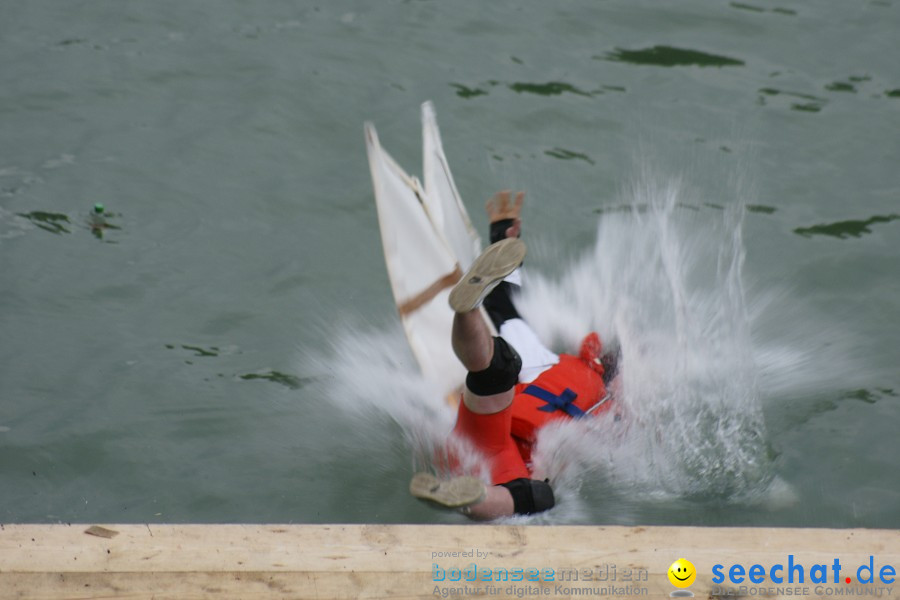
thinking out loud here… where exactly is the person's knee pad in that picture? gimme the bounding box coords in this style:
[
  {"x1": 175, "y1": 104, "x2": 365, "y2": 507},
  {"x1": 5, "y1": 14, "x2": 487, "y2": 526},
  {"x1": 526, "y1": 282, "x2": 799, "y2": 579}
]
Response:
[
  {"x1": 498, "y1": 478, "x2": 556, "y2": 515},
  {"x1": 465, "y1": 336, "x2": 522, "y2": 396}
]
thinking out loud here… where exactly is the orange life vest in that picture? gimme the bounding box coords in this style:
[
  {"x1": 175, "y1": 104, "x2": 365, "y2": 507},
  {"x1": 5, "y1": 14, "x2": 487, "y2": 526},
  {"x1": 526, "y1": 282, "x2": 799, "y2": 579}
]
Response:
[{"x1": 509, "y1": 353, "x2": 609, "y2": 465}]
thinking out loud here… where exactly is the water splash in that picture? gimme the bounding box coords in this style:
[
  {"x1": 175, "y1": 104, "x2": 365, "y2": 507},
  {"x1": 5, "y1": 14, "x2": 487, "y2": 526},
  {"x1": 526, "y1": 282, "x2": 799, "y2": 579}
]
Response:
[
  {"x1": 311, "y1": 169, "x2": 805, "y2": 521},
  {"x1": 308, "y1": 325, "x2": 491, "y2": 484},
  {"x1": 519, "y1": 173, "x2": 772, "y2": 502}
]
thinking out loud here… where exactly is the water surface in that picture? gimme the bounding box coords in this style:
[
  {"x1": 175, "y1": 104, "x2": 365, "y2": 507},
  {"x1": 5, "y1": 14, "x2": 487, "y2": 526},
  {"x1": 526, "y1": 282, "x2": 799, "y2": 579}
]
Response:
[{"x1": 1, "y1": 0, "x2": 898, "y2": 526}]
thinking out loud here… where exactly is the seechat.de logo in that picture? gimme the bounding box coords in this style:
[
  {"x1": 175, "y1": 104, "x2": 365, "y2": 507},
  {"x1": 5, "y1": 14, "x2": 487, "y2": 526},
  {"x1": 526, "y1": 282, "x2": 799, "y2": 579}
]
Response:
[{"x1": 668, "y1": 558, "x2": 696, "y2": 597}]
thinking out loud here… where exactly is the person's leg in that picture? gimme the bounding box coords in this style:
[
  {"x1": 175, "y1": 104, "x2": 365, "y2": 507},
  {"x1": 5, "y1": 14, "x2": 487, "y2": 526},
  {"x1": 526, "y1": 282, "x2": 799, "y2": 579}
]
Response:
[
  {"x1": 481, "y1": 191, "x2": 560, "y2": 382},
  {"x1": 412, "y1": 226, "x2": 557, "y2": 518},
  {"x1": 451, "y1": 307, "x2": 492, "y2": 373},
  {"x1": 452, "y1": 310, "x2": 517, "y2": 415},
  {"x1": 411, "y1": 239, "x2": 526, "y2": 516},
  {"x1": 448, "y1": 224, "x2": 557, "y2": 518},
  {"x1": 445, "y1": 239, "x2": 554, "y2": 518},
  {"x1": 448, "y1": 236, "x2": 527, "y2": 413},
  {"x1": 461, "y1": 485, "x2": 515, "y2": 520},
  {"x1": 412, "y1": 312, "x2": 520, "y2": 516}
]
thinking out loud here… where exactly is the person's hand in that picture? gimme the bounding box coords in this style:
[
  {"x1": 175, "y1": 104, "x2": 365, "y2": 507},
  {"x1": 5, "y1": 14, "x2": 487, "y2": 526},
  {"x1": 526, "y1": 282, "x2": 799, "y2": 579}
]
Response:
[{"x1": 486, "y1": 190, "x2": 524, "y2": 238}]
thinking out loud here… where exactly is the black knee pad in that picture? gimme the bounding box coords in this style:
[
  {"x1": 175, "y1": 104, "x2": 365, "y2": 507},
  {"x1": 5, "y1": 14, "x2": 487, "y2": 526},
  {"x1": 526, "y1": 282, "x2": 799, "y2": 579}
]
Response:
[
  {"x1": 465, "y1": 337, "x2": 521, "y2": 396},
  {"x1": 499, "y1": 478, "x2": 556, "y2": 515}
]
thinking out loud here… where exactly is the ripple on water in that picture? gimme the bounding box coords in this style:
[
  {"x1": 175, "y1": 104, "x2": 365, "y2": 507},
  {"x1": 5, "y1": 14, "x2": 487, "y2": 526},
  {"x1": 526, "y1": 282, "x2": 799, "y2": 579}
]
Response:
[
  {"x1": 451, "y1": 81, "x2": 625, "y2": 99},
  {"x1": 793, "y1": 214, "x2": 900, "y2": 239},
  {"x1": 746, "y1": 204, "x2": 776, "y2": 214},
  {"x1": 601, "y1": 45, "x2": 745, "y2": 68},
  {"x1": 162, "y1": 344, "x2": 307, "y2": 390},
  {"x1": 450, "y1": 84, "x2": 488, "y2": 98},
  {"x1": 544, "y1": 148, "x2": 595, "y2": 165},
  {"x1": 730, "y1": 2, "x2": 766, "y2": 12},
  {"x1": 757, "y1": 88, "x2": 827, "y2": 113},
  {"x1": 822, "y1": 75, "x2": 876, "y2": 95},
  {"x1": 239, "y1": 371, "x2": 312, "y2": 390},
  {"x1": 508, "y1": 81, "x2": 593, "y2": 97},
  {"x1": 730, "y1": 2, "x2": 797, "y2": 15},
  {"x1": 593, "y1": 203, "x2": 777, "y2": 216},
  {"x1": 775, "y1": 388, "x2": 896, "y2": 431},
  {"x1": 826, "y1": 81, "x2": 856, "y2": 93},
  {"x1": 16, "y1": 211, "x2": 71, "y2": 234}
]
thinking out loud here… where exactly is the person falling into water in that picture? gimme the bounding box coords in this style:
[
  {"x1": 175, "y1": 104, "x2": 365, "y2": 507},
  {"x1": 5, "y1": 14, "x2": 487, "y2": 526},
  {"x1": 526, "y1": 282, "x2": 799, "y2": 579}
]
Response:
[{"x1": 410, "y1": 191, "x2": 618, "y2": 520}]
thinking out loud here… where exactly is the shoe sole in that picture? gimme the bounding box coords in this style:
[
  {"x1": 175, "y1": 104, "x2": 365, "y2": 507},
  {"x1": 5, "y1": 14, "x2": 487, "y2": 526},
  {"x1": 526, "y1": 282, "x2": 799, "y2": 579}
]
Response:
[
  {"x1": 449, "y1": 238, "x2": 526, "y2": 313},
  {"x1": 409, "y1": 473, "x2": 486, "y2": 509}
]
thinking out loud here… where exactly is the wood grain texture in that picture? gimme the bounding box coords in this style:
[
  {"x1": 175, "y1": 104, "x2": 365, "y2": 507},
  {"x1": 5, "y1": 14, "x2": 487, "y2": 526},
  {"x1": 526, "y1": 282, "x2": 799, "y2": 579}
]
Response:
[{"x1": 0, "y1": 524, "x2": 896, "y2": 599}]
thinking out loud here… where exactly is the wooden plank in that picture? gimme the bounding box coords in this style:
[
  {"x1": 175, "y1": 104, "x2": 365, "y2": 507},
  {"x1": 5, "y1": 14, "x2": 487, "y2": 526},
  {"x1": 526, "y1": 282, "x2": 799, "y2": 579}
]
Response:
[{"x1": 0, "y1": 524, "x2": 897, "y2": 599}]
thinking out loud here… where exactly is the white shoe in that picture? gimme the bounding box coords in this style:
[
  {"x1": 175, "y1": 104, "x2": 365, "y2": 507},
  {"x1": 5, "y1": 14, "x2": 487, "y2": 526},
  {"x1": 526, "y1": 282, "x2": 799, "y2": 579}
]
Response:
[
  {"x1": 448, "y1": 238, "x2": 526, "y2": 313},
  {"x1": 409, "y1": 473, "x2": 486, "y2": 509}
]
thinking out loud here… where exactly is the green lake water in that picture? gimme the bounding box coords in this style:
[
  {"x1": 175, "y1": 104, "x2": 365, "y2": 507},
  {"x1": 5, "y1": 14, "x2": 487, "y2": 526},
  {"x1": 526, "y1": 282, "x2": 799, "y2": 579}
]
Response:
[{"x1": 1, "y1": 0, "x2": 898, "y2": 526}]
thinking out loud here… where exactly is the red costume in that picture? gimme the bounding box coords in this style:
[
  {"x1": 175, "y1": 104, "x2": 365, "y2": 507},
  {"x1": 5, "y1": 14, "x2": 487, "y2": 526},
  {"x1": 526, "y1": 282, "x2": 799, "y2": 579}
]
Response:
[{"x1": 452, "y1": 337, "x2": 609, "y2": 485}]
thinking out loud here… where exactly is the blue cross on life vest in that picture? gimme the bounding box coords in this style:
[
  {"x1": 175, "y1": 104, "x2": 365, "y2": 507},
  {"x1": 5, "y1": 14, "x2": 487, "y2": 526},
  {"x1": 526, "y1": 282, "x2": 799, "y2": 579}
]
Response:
[{"x1": 522, "y1": 385, "x2": 585, "y2": 419}]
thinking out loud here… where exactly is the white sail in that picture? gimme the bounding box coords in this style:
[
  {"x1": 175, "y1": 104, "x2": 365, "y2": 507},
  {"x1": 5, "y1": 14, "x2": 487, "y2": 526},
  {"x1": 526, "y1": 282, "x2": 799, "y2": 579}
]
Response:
[
  {"x1": 364, "y1": 122, "x2": 467, "y2": 397},
  {"x1": 421, "y1": 102, "x2": 482, "y2": 271}
]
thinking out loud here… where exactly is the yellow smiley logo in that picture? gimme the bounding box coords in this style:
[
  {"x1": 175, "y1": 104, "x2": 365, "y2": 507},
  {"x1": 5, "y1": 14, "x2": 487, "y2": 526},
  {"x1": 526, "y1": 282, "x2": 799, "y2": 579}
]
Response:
[{"x1": 668, "y1": 558, "x2": 697, "y2": 588}]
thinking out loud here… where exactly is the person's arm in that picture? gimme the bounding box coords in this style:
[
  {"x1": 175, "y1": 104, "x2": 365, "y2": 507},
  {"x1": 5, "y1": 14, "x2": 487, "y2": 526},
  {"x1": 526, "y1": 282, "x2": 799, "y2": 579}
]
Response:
[
  {"x1": 482, "y1": 191, "x2": 525, "y2": 329},
  {"x1": 486, "y1": 190, "x2": 523, "y2": 243}
]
